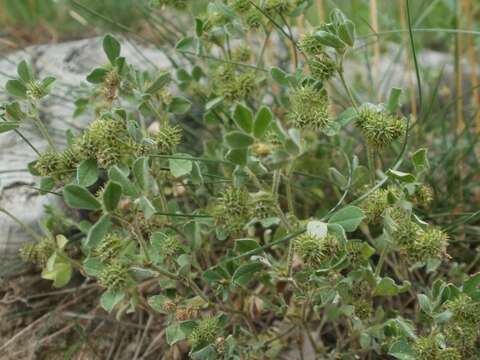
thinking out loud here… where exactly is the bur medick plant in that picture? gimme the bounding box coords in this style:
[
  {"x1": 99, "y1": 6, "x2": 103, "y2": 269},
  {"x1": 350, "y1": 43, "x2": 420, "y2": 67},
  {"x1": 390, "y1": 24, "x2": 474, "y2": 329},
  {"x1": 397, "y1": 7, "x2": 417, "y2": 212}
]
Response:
[{"x1": 1, "y1": 2, "x2": 479, "y2": 359}]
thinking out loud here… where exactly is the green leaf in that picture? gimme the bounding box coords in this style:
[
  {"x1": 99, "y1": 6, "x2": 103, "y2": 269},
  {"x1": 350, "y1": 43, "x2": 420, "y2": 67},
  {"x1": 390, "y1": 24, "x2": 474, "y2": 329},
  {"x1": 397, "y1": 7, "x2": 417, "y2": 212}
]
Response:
[
  {"x1": 83, "y1": 257, "x2": 104, "y2": 277},
  {"x1": 133, "y1": 157, "x2": 151, "y2": 191},
  {"x1": 100, "y1": 289, "x2": 125, "y2": 313},
  {"x1": 41, "y1": 76, "x2": 56, "y2": 93},
  {"x1": 103, "y1": 34, "x2": 121, "y2": 63},
  {"x1": 86, "y1": 215, "x2": 111, "y2": 248},
  {"x1": 306, "y1": 220, "x2": 328, "y2": 238},
  {"x1": 169, "y1": 154, "x2": 192, "y2": 177},
  {"x1": 338, "y1": 20, "x2": 356, "y2": 47},
  {"x1": 175, "y1": 36, "x2": 195, "y2": 51},
  {"x1": 39, "y1": 177, "x2": 55, "y2": 194},
  {"x1": 270, "y1": 67, "x2": 289, "y2": 86},
  {"x1": 374, "y1": 277, "x2": 411, "y2": 296},
  {"x1": 109, "y1": 166, "x2": 138, "y2": 197},
  {"x1": 314, "y1": 30, "x2": 346, "y2": 49},
  {"x1": 139, "y1": 196, "x2": 156, "y2": 220},
  {"x1": 226, "y1": 148, "x2": 247, "y2": 166},
  {"x1": 86, "y1": 68, "x2": 108, "y2": 83},
  {"x1": 17, "y1": 60, "x2": 33, "y2": 83},
  {"x1": 387, "y1": 88, "x2": 403, "y2": 113},
  {"x1": 6, "y1": 80, "x2": 27, "y2": 98},
  {"x1": 146, "y1": 72, "x2": 171, "y2": 94},
  {"x1": 166, "y1": 322, "x2": 188, "y2": 345},
  {"x1": 253, "y1": 106, "x2": 273, "y2": 138},
  {"x1": 234, "y1": 239, "x2": 260, "y2": 254},
  {"x1": 417, "y1": 294, "x2": 432, "y2": 314},
  {"x1": 464, "y1": 272, "x2": 480, "y2": 299},
  {"x1": 411, "y1": 148, "x2": 429, "y2": 170},
  {"x1": 168, "y1": 96, "x2": 192, "y2": 114},
  {"x1": 328, "y1": 206, "x2": 365, "y2": 232},
  {"x1": 225, "y1": 131, "x2": 254, "y2": 149},
  {"x1": 41, "y1": 254, "x2": 72, "y2": 288},
  {"x1": 5, "y1": 101, "x2": 26, "y2": 122},
  {"x1": 232, "y1": 261, "x2": 263, "y2": 286},
  {"x1": 0, "y1": 121, "x2": 19, "y2": 133},
  {"x1": 387, "y1": 169, "x2": 416, "y2": 183},
  {"x1": 103, "y1": 181, "x2": 122, "y2": 212},
  {"x1": 76, "y1": 159, "x2": 98, "y2": 187},
  {"x1": 63, "y1": 184, "x2": 101, "y2": 210},
  {"x1": 233, "y1": 103, "x2": 253, "y2": 133},
  {"x1": 388, "y1": 339, "x2": 415, "y2": 360}
]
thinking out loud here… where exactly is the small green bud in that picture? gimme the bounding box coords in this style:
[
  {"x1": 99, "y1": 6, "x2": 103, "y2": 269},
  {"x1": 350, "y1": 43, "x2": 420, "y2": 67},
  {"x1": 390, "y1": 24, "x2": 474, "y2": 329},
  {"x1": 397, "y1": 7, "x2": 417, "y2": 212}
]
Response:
[
  {"x1": 232, "y1": 45, "x2": 253, "y2": 63},
  {"x1": 244, "y1": 9, "x2": 263, "y2": 29},
  {"x1": 361, "y1": 186, "x2": 401, "y2": 224},
  {"x1": 263, "y1": 0, "x2": 295, "y2": 16},
  {"x1": 388, "y1": 207, "x2": 423, "y2": 248},
  {"x1": 189, "y1": 317, "x2": 220, "y2": 351},
  {"x1": 102, "y1": 68, "x2": 121, "y2": 102},
  {"x1": 230, "y1": 0, "x2": 251, "y2": 13},
  {"x1": 288, "y1": 85, "x2": 331, "y2": 130},
  {"x1": 26, "y1": 80, "x2": 46, "y2": 100},
  {"x1": 356, "y1": 106, "x2": 406, "y2": 149}
]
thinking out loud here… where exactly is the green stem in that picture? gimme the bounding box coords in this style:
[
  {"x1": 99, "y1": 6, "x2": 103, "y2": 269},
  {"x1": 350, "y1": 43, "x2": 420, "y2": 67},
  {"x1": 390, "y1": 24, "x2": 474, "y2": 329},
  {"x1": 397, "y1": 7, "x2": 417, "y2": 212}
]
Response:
[
  {"x1": 32, "y1": 115, "x2": 57, "y2": 151},
  {"x1": 367, "y1": 146, "x2": 376, "y2": 185}
]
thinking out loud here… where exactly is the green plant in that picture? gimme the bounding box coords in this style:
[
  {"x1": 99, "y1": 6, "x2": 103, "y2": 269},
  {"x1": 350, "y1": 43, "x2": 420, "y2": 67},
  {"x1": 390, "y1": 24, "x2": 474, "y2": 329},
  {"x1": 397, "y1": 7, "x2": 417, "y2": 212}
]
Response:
[{"x1": 1, "y1": 1, "x2": 479, "y2": 359}]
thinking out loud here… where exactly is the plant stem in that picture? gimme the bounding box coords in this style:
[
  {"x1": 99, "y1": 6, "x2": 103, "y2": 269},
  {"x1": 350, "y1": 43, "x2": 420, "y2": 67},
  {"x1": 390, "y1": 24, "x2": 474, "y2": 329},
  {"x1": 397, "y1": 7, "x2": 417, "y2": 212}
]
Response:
[{"x1": 0, "y1": 206, "x2": 43, "y2": 242}]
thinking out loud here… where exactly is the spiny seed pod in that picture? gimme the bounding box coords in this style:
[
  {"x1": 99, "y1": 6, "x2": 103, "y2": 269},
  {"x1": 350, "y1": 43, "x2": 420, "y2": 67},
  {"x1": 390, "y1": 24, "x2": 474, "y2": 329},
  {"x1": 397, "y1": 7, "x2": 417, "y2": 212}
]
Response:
[
  {"x1": 34, "y1": 151, "x2": 66, "y2": 181},
  {"x1": 438, "y1": 348, "x2": 462, "y2": 360},
  {"x1": 346, "y1": 240, "x2": 368, "y2": 267},
  {"x1": 388, "y1": 207, "x2": 423, "y2": 248},
  {"x1": 444, "y1": 294, "x2": 480, "y2": 325},
  {"x1": 252, "y1": 191, "x2": 277, "y2": 220},
  {"x1": 408, "y1": 227, "x2": 448, "y2": 263},
  {"x1": 236, "y1": 71, "x2": 257, "y2": 98},
  {"x1": 353, "y1": 298, "x2": 372, "y2": 320},
  {"x1": 61, "y1": 147, "x2": 82, "y2": 171},
  {"x1": 295, "y1": 233, "x2": 340, "y2": 268},
  {"x1": 213, "y1": 187, "x2": 252, "y2": 234},
  {"x1": 76, "y1": 118, "x2": 135, "y2": 168},
  {"x1": 93, "y1": 233, "x2": 126, "y2": 263},
  {"x1": 98, "y1": 261, "x2": 130, "y2": 291},
  {"x1": 188, "y1": 318, "x2": 219, "y2": 350},
  {"x1": 298, "y1": 32, "x2": 324, "y2": 56},
  {"x1": 288, "y1": 85, "x2": 331, "y2": 130},
  {"x1": 26, "y1": 80, "x2": 46, "y2": 100},
  {"x1": 444, "y1": 325, "x2": 477, "y2": 357},
  {"x1": 264, "y1": 0, "x2": 295, "y2": 16},
  {"x1": 309, "y1": 53, "x2": 337, "y2": 82},
  {"x1": 413, "y1": 336, "x2": 440, "y2": 360},
  {"x1": 156, "y1": 235, "x2": 182, "y2": 258},
  {"x1": 361, "y1": 186, "x2": 401, "y2": 224},
  {"x1": 356, "y1": 106, "x2": 406, "y2": 149},
  {"x1": 415, "y1": 185, "x2": 434, "y2": 208},
  {"x1": 232, "y1": 45, "x2": 252, "y2": 63},
  {"x1": 155, "y1": 124, "x2": 182, "y2": 154},
  {"x1": 19, "y1": 238, "x2": 56, "y2": 267}
]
